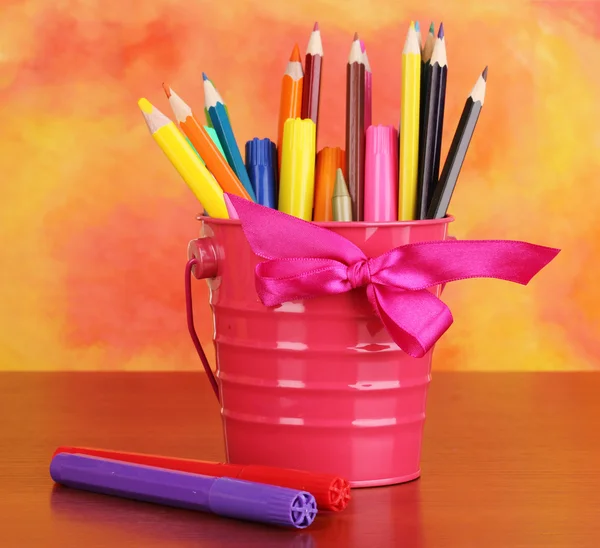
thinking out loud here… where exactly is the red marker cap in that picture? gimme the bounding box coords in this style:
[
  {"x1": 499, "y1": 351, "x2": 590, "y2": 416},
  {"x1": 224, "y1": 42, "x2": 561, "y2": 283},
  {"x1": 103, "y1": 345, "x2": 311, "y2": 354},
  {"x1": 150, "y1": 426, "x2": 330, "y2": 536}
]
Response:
[{"x1": 53, "y1": 446, "x2": 351, "y2": 512}]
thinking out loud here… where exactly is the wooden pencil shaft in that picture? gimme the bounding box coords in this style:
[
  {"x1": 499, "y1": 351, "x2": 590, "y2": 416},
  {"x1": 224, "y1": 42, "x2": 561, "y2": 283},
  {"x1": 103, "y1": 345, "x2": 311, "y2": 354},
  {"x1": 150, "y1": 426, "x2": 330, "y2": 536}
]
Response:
[
  {"x1": 427, "y1": 98, "x2": 482, "y2": 219},
  {"x1": 416, "y1": 63, "x2": 446, "y2": 219},
  {"x1": 345, "y1": 62, "x2": 366, "y2": 221},
  {"x1": 428, "y1": 65, "x2": 447, "y2": 209},
  {"x1": 398, "y1": 49, "x2": 421, "y2": 221},
  {"x1": 208, "y1": 103, "x2": 256, "y2": 201},
  {"x1": 180, "y1": 115, "x2": 250, "y2": 200},
  {"x1": 418, "y1": 60, "x2": 431, "y2": 158},
  {"x1": 302, "y1": 54, "x2": 322, "y2": 125}
]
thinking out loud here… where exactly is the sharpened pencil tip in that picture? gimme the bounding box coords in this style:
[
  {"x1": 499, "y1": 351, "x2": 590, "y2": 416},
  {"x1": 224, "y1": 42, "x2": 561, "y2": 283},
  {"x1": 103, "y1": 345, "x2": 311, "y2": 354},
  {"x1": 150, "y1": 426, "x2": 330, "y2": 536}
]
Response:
[
  {"x1": 313, "y1": 21, "x2": 319, "y2": 31},
  {"x1": 429, "y1": 22, "x2": 435, "y2": 34},
  {"x1": 290, "y1": 43, "x2": 301, "y2": 62},
  {"x1": 415, "y1": 21, "x2": 420, "y2": 32},
  {"x1": 482, "y1": 66, "x2": 488, "y2": 81},
  {"x1": 410, "y1": 21, "x2": 415, "y2": 30},
  {"x1": 438, "y1": 22, "x2": 444, "y2": 39},
  {"x1": 353, "y1": 31, "x2": 359, "y2": 41},
  {"x1": 162, "y1": 82, "x2": 172, "y2": 98},
  {"x1": 202, "y1": 72, "x2": 208, "y2": 81},
  {"x1": 137, "y1": 98, "x2": 153, "y2": 114}
]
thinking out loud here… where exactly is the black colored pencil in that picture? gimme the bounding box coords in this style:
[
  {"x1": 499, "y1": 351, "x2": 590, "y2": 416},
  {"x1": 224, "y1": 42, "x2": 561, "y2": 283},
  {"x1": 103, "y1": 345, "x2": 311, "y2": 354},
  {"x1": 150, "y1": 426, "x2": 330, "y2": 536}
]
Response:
[
  {"x1": 417, "y1": 24, "x2": 447, "y2": 219},
  {"x1": 426, "y1": 67, "x2": 487, "y2": 219},
  {"x1": 418, "y1": 22, "x2": 436, "y2": 172}
]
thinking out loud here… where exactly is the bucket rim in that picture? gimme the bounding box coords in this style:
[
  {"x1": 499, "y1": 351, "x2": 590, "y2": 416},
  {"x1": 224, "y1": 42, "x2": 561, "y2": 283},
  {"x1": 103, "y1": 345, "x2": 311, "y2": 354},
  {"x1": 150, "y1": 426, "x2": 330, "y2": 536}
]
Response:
[{"x1": 196, "y1": 214, "x2": 455, "y2": 228}]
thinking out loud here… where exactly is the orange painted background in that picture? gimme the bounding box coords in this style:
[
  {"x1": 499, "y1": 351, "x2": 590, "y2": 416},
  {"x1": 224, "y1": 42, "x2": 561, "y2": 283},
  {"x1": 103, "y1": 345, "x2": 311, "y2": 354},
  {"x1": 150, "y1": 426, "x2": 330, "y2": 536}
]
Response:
[{"x1": 0, "y1": 0, "x2": 597, "y2": 371}]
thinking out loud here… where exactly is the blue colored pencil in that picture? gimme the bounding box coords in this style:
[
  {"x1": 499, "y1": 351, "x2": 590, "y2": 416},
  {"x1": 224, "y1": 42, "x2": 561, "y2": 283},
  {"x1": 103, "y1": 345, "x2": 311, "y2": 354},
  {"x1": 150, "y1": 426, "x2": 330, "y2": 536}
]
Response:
[
  {"x1": 203, "y1": 74, "x2": 256, "y2": 201},
  {"x1": 245, "y1": 138, "x2": 277, "y2": 208}
]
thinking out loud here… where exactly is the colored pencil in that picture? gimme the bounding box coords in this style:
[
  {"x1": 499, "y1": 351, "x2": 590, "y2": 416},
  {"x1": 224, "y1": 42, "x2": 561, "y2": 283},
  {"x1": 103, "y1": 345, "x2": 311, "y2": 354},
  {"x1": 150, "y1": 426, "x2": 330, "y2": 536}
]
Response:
[
  {"x1": 278, "y1": 118, "x2": 316, "y2": 220},
  {"x1": 415, "y1": 21, "x2": 422, "y2": 50},
  {"x1": 202, "y1": 73, "x2": 229, "y2": 128},
  {"x1": 205, "y1": 126, "x2": 226, "y2": 157},
  {"x1": 313, "y1": 147, "x2": 345, "y2": 221},
  {"x1": 398, "y1": 22, "x2": 421, "y2": 221},
  {"x1": 364, "y1": 125, "x2": 398, "y2": 222},
  {"x1": 422, "y1": 22, "x2": 435, "y2": 59},
  {"x1": 138, "y1": 98, "x2": 228, "y2": 219},
  {"x1": 360, "y1": 40, "x2": 373, "y2": 130},
  {"x1": 418, "y1": 22, "x2": 435, "y2": 172},
  {"x1": 427, "y1": 67, "x2": 487, "y2": 219},
  {"x1": 163, "y1": 83, "x2": 252, "y2": 201},
  {"x1": 417, "y1": 24, "x2": 448, "y2": 219},
  {"x1": 277, "y1": 44, "x2": 304, "y2": 168},
  {"x1": 245, "y1": 138, "x2": 277, "y2": 208},
  {"x1": 301, "y1": 22, "x2": 323, "y2": 129},
  {"x1": 332, "y1": 168, "x2": 353, "y2": 222},
  {"x1": 204, "y1": 74, "x2": 255, "y2": 199},
  {"x1": 345, "y1": 33, "x2": 366, "y2": 221}
]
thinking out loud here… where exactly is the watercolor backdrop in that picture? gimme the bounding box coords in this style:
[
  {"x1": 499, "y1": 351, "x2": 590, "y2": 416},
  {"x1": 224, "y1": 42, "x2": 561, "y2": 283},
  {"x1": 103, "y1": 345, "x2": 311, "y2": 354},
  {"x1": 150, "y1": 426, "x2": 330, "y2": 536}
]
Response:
[{"x1": 0, "y1": 0, "x2": 597, "y2": 371}]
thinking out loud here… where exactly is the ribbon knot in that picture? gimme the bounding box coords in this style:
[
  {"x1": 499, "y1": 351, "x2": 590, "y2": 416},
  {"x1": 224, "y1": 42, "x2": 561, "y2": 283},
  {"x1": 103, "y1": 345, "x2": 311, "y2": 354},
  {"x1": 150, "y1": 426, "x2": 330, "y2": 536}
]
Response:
[
  {"x1": 347, "y1": 259, "x2": 371, "y2": 289},
  {"x1": 227, "y1": 194, "x2": 559, "y2": 359}
]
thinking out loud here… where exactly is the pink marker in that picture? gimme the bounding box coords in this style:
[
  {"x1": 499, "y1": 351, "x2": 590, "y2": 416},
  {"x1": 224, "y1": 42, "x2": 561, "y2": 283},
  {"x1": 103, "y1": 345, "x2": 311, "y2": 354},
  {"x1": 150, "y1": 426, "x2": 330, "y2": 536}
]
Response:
[
  {"x1": 360, "y1": 40, "x2": 372, "y2": 130},
  {"x1": 364, "y1": 125, "x2": 398, "y2": 222},
  {"x1": 224, "y1": 193, "x2": 239, "y2": 219}
]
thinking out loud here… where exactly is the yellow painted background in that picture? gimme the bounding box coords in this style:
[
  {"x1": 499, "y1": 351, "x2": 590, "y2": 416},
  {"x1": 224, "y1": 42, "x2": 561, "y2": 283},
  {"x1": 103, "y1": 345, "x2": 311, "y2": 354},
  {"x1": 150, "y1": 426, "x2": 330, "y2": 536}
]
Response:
[{"x1": 0, "y1": 0, "x2": 596, "y2": 371}]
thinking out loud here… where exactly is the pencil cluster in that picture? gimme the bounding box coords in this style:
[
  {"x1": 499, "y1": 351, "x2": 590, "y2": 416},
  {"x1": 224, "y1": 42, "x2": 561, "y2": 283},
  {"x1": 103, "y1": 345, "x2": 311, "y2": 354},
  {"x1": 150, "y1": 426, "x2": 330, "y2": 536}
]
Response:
[{"x1": 138, "y1": 21, "x2": 487, "y2": 223}]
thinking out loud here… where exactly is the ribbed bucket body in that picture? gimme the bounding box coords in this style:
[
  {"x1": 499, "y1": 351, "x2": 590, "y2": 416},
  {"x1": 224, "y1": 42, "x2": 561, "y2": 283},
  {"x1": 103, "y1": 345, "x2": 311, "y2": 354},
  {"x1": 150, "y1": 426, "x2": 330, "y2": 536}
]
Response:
[{"x1": 198, "y1": 218, "x2": 450, "y2": 487}]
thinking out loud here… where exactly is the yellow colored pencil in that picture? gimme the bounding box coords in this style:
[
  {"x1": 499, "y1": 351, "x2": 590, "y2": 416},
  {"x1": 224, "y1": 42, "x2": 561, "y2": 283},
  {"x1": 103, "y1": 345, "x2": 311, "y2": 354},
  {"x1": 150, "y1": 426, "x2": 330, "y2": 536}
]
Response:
[
  {"x1": 138, "y1": 98, "x2": 228, "y2": 219},
  {"x1": 278, "y1": 118, "x2": 316, "y2": 220},
  {"x1": 398, "y1": 22, "x2": 421, "y2": 220}
]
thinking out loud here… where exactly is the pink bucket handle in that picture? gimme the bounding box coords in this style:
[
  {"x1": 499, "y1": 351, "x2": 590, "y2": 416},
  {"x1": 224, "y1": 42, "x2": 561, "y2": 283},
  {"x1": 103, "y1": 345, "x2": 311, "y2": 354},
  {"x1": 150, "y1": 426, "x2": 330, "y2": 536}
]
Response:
[{"x1": 185, "y1": 238, "x2": 220, "y2": 402}]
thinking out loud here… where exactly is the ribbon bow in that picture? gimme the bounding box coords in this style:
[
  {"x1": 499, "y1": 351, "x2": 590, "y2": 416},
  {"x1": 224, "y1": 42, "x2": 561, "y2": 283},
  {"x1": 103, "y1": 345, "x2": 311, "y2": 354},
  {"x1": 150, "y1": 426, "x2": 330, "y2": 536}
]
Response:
[{"x1": 227, "y1": 194, "x2": 559, "y2": 358}]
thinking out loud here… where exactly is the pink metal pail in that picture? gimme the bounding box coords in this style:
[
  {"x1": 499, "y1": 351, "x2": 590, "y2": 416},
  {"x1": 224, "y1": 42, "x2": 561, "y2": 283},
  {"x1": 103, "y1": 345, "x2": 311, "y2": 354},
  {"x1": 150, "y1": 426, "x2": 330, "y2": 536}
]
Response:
[{"x1": 186, "y1": 217, "x2": 453, "y2": 488}]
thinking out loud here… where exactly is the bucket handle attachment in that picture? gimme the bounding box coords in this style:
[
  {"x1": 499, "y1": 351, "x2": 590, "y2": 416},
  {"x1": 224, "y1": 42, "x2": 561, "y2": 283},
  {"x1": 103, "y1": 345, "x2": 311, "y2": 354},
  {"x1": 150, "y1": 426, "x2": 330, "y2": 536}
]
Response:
[{"x1": 185, "y1": 238, "x2": 220, "y2": 402}]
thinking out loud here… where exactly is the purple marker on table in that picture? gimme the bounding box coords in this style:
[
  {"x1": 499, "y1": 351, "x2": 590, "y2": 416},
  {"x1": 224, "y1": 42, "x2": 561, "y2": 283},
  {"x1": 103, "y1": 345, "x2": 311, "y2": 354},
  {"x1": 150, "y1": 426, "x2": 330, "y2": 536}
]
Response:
[{"x1": 50, "y1": 453, "x2": 317, "y2": 529}]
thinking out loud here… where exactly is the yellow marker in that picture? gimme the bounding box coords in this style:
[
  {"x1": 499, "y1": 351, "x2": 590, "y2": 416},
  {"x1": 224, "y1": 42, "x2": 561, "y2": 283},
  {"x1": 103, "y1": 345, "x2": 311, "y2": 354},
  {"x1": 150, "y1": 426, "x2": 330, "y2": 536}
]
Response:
[
  {"x1": 138, "y1": 98, "x2": 228, "y2": 219},
  {"x1": 278, "y1": 118, "x2": 316, "y2": 220},
  {"x1": 398, "y1": 22, "x2": 421, "y2": 220}
]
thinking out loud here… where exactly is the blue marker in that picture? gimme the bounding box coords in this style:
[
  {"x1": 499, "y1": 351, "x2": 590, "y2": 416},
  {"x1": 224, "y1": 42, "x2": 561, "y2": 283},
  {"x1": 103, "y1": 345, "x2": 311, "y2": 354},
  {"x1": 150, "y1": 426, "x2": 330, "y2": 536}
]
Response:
[{"x1": 245, "y1": 138, "x2": 277, "y2": 208}]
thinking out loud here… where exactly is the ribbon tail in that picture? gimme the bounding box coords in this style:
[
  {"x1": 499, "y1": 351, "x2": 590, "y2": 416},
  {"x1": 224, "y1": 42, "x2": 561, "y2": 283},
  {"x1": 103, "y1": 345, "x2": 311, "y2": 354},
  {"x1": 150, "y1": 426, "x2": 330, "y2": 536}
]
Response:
[{"x1": 371, "y1": 285, "x2": 453, "y2": 358}]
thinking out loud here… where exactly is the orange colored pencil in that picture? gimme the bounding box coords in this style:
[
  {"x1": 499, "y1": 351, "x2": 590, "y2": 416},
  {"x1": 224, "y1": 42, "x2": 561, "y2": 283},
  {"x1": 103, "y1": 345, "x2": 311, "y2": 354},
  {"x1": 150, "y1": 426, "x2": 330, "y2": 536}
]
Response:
[
  {"x1": 277, "y1": 44, "x2": 304, "y2": 167},
  {"x1": 313, "y1": 147, "x2": 345, "y2": 221},
  {"x1": 163, "y1": 83, "x2": 251, "y2": 201}
]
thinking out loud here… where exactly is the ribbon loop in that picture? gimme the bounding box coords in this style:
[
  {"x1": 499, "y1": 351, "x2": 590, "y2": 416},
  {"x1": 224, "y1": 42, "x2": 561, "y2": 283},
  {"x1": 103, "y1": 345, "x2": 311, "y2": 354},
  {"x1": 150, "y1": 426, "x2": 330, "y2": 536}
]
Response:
[{"x1": 227, "y1": 194, "x2": 560, "y2": 359}]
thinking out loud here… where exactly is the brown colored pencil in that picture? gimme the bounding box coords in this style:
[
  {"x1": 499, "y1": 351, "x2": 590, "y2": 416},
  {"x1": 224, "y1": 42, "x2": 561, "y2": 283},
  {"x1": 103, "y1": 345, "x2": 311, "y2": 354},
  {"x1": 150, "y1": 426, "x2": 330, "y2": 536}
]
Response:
[
  {"x1": 345, "y1": 33, "x2": 366, "y2": 221},
  {"x1": 301, "y1": 22, "x2": 323, "y2": 129}
]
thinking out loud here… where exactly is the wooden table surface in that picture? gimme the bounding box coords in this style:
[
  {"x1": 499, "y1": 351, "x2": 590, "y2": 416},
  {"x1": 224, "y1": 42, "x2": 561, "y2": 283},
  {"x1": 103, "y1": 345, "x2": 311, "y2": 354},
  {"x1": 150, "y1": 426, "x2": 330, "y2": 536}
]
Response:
[{"x1": 1, "y1": 372, "x2": 599, "y2": 547}]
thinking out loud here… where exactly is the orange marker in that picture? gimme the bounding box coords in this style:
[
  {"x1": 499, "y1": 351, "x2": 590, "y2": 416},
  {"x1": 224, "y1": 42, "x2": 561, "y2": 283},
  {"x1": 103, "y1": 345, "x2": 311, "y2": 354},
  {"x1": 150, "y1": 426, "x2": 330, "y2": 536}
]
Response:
[
  {"x1": 277, "y1": 44, "x2": 304, "y2": 167},
  {"x1": 163, "y1": 83, "x2": 252, "y2": 201},
  {"x1": 313, "y1": 147, "x2": 345, "y2": 221}
]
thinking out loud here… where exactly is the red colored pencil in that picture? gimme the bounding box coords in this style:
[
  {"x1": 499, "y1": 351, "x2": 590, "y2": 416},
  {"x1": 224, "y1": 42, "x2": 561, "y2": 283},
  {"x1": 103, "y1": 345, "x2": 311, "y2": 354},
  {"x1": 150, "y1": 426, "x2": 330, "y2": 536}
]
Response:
[{"x1": 301, "y1": 22, "x2": 323, "y2": 131}]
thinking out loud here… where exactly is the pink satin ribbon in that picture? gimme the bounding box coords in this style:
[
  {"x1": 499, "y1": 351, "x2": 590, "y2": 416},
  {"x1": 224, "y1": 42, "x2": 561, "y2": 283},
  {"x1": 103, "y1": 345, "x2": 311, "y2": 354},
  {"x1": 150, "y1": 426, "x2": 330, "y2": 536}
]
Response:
[{"x1": 227, "y1": 194, "x2": 560, "y2": 358}]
